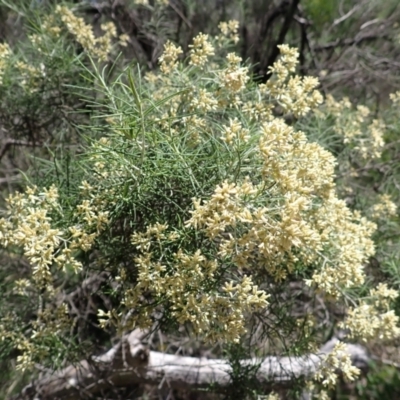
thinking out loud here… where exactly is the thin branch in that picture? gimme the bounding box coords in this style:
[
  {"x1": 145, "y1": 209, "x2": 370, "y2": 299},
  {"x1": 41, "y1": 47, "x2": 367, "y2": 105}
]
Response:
[
  {"x1": 0, "y1": 174, "x2": 21, "y2": 185},
  {"x1": 168, "y1": 1, "x2": 192, "y2": 29},
  {"x1": 0, "y1": 139, "x2": 37, "y2": 161},
  {"x1": 332, "y1": 5, "x2": 360, "y2": 27},
  {"x1": 314, "y1": 33, "x2": 390, "y2": 51}
]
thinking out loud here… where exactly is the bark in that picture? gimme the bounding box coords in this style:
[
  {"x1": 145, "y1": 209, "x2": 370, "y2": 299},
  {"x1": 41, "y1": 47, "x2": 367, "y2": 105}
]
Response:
[{"x1": 15, "y1": 330, "x2": 370, "y2": 400}]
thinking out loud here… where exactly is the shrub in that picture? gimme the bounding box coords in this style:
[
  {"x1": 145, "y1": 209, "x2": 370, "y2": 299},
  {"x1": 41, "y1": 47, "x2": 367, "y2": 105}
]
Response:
[{"x1": 0, "y1": 3, "x2": 399, "y2": 399}]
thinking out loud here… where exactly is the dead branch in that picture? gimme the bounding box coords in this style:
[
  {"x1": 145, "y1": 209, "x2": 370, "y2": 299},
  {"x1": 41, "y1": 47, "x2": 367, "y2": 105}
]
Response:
[
  {"x1": 261, "y1": 0, "x2": 301, "y2": 81},
  {"x1": 15, "y1": 331, "x2": 370, "y2": 400},
  {"x1": 0, "y1": 139, "x2": 38, "y2": 161},
  {"x1": 314, "y1": 33, "x2": 390, "y2": 51}
]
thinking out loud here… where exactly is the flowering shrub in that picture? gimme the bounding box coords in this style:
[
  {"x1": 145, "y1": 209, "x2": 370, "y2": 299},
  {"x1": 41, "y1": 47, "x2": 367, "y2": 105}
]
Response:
[{"x1": 0, "y1": 3, "x2": 399, "y2": 399}]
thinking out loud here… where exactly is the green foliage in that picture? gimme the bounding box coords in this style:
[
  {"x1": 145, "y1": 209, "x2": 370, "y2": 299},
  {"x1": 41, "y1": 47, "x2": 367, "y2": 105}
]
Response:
[{"x1": 303, "y1": 0, "x2": 336, "y2": 28}]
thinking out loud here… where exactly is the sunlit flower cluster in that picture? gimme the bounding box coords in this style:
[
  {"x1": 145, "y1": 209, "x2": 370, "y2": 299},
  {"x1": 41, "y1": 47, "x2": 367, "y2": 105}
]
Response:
[
  {"x1": 340, "y1": 304, "x2": 400, "y2": 342},
  {"x1": 323, "y1": 95, "x2": 386, "y2": 159},
  {"x1": 0, "y1": 304, "x2": 70, "y2": 371},
  {"x1": 0, "y1": 42, "x2": 11, "y2": 85},
  {"x1": 307, "y1": 197, "x2": 376, "y2": 294},
  {"x1": 41, "y1": 14, "x2": 62, "y2": 37},
  {"x1": 189, "y1": 33, "x2": 215, "y2": 67},
  {"x1": 124, "y1": 223, "x2": 269, "y2": 342},
  {"x1": 159, "y1": 41, "x2": 183, "y2": 74},
  {"x1": 315, "y1": 342, "x2": 360, "y2": 387},
  {"x1": 242, "y1": 100, "x2": 272, "y2": 121},
  {"x1": 370, "y1": 194, "x2": 397, "y2": 220},
  {"x1": 221, "y1": 117, "x2": 250, "y2": 144},
  {"x1": 219, "y1": 53, "x2": 249, "y2": 92},
  {"x1": 0, "y1": 181, "x2": 113, "y2": 369},
  {"x1": 0, "y1": 186, "x2": 64, "y2": 287},
  {"x1": 0, "y1": 184, "x2": 109, "y2": 288},
  {"x1": 338, "y1": 283, "x2": 400, "y2": 343},
  {"x1": 260, "y1": 46, "x2": 323, "y2": 117},
  {"x1": 190, "y1": 88, "x2": 218, "y2": 112},
  {"x1": 389, "y1": 90, "x2": 400, "y2": 104},
  {"x1": 143, "y1": 36, "x2": 379, "y2": 298},
  {"x1": 264, "y1": 44, "x2": 299, "y2": 81},
  {"x1": 218, "y1": 20, "x2": 240, "y2": 44},
  {"x1": 15, "y1": 61, "x2": 46, "y2": 92},
  {"x1": 370, "y1": 283, "x2": 398, "y2": 308},
  {"x1": 55, "y1": 5, "x2": 118, "y2": 61},
  {"x1": 324, "y1": 94, "x2": 352, "y2": 115}
]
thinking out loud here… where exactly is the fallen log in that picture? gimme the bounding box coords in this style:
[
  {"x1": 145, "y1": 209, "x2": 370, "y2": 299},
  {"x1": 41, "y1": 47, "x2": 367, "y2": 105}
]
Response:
[{"x1": 15, "y1": 330, "x2": 370, "y2": 399}]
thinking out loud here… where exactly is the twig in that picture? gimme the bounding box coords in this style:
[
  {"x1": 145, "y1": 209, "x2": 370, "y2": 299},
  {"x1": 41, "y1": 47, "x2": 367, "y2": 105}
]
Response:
[
  {"x1": 314, "y1": 33, "x2": 390, "y2": 51},
  {"x1": 0, "y1": 139, "x2": 38, "y2": 161},
  {"x1": 168, "y1": 1, "x2": 192, "y2": 29},
  {"x1": 332, "y1": 5, "x2": 360, "y2": 27}
]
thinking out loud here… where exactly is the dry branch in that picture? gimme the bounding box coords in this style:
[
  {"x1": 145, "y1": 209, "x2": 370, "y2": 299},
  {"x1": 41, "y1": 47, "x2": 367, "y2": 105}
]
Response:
[
  {"x1": 15, "y1": 330, "x2": 370, "y2": 400},
  {"x1": 313, "y1": 33, "x2": 390, "y2": 51},
  {"x1": 0, "y1": 139, "x2": 38, "y2": 161}
]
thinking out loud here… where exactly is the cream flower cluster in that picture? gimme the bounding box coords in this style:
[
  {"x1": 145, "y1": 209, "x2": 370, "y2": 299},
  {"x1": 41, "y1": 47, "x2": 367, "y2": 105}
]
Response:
[
  {"x1": 315, "y1": 342, "x2": 360, "y2": 387},
  {"x1": 0, "y1": 40, "x2": 47, "y2": 91},
  {"x1": 187, "y1": 176, "x2": 375, "y2": 293},
  {"x1": 0, "y1": 186, "x2": 65, "y2": 287},
  {"x1": 308, "y1": 196, "x2": 376, "y2": 294},
  {"x1": 3, "y1": 12, "x2": 398, "y2": 377},
  {"x1": 121, "y1": 223, "x2": 269, "y2": 342},
  {"x1": 390, "y1": 90, "x2": 400, "y2": 104},
  {"x1": 159, "y1": 41, "x2": 183, "y2": 74},
  {"x1": 148, "y1": 37, "x2": 378, "y2": 297},
  {"x1": 15, "y1": 61, "x2": 46, "y2": 92},
  {"x1": 219, "y1": 53, "x2": 249, "y2": 92},
  {"x1": 55, "y1": 6, "x2": 120, "y2": 61},
  {"x1": 0, "y1": 182, "x2": 111, "y2": 370},
  {"x1": 0, "y1": 185, "x2": 109, "y2": 288},
  {"x1": 0, "y1": 304, "x2": 70, "y2": 371},
  {"x1": 370, "y1": 194, "x2": 397, "y2": 220},
  {"x1": 218, "y1": 20, "x2": 240, "y2": 43},
  {"x1": 28, "y1": 14, "x2": 62, "y2": 48},
  {"x1": 323, "y1": 94, "x2": 386, "y2": 159},
  {"x1": 190, "y1": 88, "x2": 218, "y2": 112},
  {"x1": 260, "y1": 46, "x2": 323, "y2": 117},
  {"x1": 189, "y1": 33, "x2": 215, "y2": 67},
  {"x1": 221, "y1": 117, "x2": 250, "y2": 144},
  {"x1": 340, "y1": 304, "x2": 400, "y2": 342},
  {"x1": 339, "y1": 283, "x2": 400, "y2": 342},
  {"x1": 0, "y1": 43, "x2": 11, "y2": 85}
]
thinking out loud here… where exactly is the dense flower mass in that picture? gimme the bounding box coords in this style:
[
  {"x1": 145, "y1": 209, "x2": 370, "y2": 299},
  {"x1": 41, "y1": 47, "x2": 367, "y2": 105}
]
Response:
[{"x1": 0, "y1": 185, "x2": 109, "y2": 289}]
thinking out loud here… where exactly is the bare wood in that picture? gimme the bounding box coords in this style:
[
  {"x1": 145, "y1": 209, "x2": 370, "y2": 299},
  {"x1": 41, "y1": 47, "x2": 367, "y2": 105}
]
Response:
[
  {"x1": 313, "y1": 33, "x2": 390, "y2": 51},
  {"x1": 0, "y1": 139, "x2": 38, "y2": 161},
  {"x1": 15, "y1": 331, "x2": 370, "y2": 400}
]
